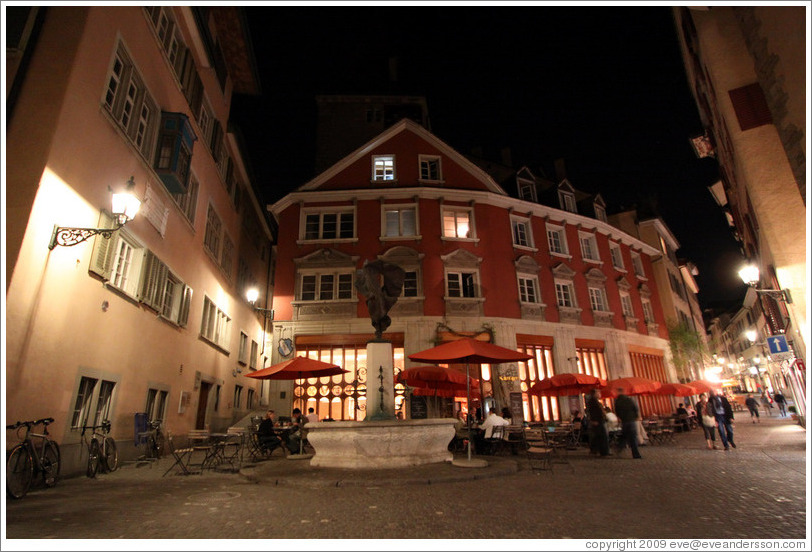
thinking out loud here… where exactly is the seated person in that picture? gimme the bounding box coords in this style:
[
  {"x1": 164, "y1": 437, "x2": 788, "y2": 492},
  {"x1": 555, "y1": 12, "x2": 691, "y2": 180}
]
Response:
[
  {"x1": 286, "y1": 408, "x2": 307, "y2": 455},
  {"x1": 675, "y1": 403, "x2": 691, "y2": 431},
  {"x1": 257, "y1": 410, "x2": 281, "y2": 454},
  {"x1": 571, "y1": 410, "x2": 583, "y2": 424},
  {"x1": 604, "y1": 406, "x2": 619, "y2": 432},
  {"x1": 474, "y1": 409, "x2": 509, "y2": 454}
]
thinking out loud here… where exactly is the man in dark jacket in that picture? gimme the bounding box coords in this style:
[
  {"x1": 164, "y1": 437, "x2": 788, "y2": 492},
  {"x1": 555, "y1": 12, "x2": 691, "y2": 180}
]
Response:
[
  {"x1": 585, "y1": 389, "x2": 609, "y2": 456},
  {"x1": 708, "y1": 389, "x2": 735, "y2": 450},
  {"x1": 614, "y1": 387, "x2": 642, "y2": 459},
  {"x1": 257, "y1": 410, "x2": 281, "y2": 454}
]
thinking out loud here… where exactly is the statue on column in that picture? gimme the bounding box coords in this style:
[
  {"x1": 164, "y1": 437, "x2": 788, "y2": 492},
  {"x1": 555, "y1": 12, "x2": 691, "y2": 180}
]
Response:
[{"x1": 354, "y1": 259, "x2": 405, "y2": 339}]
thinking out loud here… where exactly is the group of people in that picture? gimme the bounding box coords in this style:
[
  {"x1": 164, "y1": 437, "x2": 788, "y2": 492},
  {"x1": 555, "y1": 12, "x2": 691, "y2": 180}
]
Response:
[
  {"x1": 256, "y1": 407, "x2": 317, "y2": 456},
  {"x1": 696, "y1": 390, "x2": 736, "y2": 450},
  {"x1": 744, "y1": 391, "x2": 787, "y2": 421},
  {"x1": 584, "y1": 387, "x2": 643, "y2": 459}
]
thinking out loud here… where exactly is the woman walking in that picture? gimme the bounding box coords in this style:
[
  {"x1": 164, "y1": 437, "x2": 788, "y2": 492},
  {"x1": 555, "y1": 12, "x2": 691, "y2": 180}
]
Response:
[{"x1": 696, "y1": 393, "x2": 718, "y2": 450}]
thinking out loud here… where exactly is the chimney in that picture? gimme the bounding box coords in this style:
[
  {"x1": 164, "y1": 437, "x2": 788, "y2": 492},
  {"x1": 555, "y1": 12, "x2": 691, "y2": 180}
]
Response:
[
  {"x1": 500, "y1": 147, "x2": 512, "y2": 167},
  {"x1": 554, "y1": 158, "x2": 567, "y2": 181}
]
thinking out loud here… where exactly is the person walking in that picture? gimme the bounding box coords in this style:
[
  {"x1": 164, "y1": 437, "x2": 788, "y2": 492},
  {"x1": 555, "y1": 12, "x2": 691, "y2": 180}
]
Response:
[
  {"x1": 585, "y1": 388, "x2": 610, "y2": 457},
  {"x1": 761, "y1": 391, "x2": 774, "y2": 417},
  {"x1": 696, "y1": 394, "x2": 718, "y2": 450},
  {"x1": 613, "y1": 387, "x2": 642, "y2": 459},
  {"x1": 745, "y1": 394, "x2": 761, "y2": 423},
  {"x1": 773, "y1": 392, "x2": 787, "y2": 417},
  {"x1": 708, "y1": 389, "x2": 736, "y2": 450}
]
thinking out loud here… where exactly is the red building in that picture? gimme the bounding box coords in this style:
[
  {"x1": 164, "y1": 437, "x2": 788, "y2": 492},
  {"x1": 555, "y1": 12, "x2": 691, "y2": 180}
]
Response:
[{"x1": 267, "y1": 119, "x2": 675, "y2": 420}]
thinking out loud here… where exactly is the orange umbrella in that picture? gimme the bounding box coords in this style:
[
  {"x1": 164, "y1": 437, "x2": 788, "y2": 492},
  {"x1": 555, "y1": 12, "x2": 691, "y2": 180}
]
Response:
[
  {"x1": 530, "y1": 373, "x2": 606, "y2": 397},
  {"x1": 408, "y1": 338, "x2": 532, "y2": 464},
  {"x1": 244, "y1": 355, "x2": 348, "y2": 380},
  {"x1": 601, "y1": 376, "x2": 662, "y2": 398},
  {"x1": 686, "y1": 379, "x2": 722, "y2": 394},
  {"x1": 397, "y1": 365, "x2": 473, "y2": 387},
  {"x1": 412, "y1": 385, "x2": 482, "y2": 399},
  {"x1": 653, "y1": 382, "x2": 700, "y2": 396}
]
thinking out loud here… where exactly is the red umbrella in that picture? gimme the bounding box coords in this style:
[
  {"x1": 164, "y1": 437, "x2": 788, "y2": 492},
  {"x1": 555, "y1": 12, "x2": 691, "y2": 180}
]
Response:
[
  {"x1": 529, "y1": 373, "x2": 606, "y2": 397},
  {"x1": 686, "y1": 379, "x2": 722, "y2": 394},
  {"x1": 408, "y1": 338, "x2": 532, "y2": 464},
  {"x1": 397, "y1": 365, "x2": 476, "y2": 387},
  {"x1": 653, "y1": 382, "x2": 700, "y2": 396},
  {"x1": 601, "y1": 376, "x2": 662, "y2": 398},
  {"x1": 412, "y1": 385, "x2": 482, "y2": 399},
  {"x1": 245, "y1": 355, "x2": 348, "y2": 380}
]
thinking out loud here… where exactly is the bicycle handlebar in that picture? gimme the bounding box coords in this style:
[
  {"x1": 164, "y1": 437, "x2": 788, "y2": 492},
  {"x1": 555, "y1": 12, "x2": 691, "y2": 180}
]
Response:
[
  {"x1": 81, "y1": 420, "x2": 112, "y2": 434},
  {"x1": 6, "y1": 417, "x2": 54, "y2": 430}
]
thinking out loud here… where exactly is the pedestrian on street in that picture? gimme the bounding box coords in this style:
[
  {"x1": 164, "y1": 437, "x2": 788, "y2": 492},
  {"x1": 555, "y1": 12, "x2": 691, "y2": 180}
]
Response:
[
  {"x1": 708, "y1": 389, "x2": 736, "y2": 450},
  {"x1": 773, "y1": 392, "x2": 787, "y2": 417},
  {"x1": 613, "y1": 387, "x2": 642, "y2": 459},
  {"x1": 745, "y1": 394, "x2": 761, "y2": 423},
  {"x1": 585, "y1": 388, "x2": 610, "y2": 457},
  {"x1": 697, "y1": 394, "x2": 718, "y2": 450},
  {"x1": 761, "y1": 391, "x2": 774, "y2": 416}
]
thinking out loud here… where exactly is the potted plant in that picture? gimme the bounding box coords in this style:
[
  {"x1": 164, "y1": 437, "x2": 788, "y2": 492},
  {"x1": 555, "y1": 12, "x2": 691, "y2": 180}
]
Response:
[{"x1": 788, "y1": 406, "x2": 798, "y2": 420}]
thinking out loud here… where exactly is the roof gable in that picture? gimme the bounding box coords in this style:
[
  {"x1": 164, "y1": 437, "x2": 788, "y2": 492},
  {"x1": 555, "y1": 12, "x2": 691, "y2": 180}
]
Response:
[{"x1": 298, "y1": 119, "x2": 508, "y2": 195}]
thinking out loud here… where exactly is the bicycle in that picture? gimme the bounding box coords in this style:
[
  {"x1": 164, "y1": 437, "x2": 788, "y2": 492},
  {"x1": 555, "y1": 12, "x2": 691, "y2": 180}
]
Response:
[
  {"x1": 81, "y1": 420, "x2": 118, "y2": 477},
  {"x1": 6, "y1": 417, "x2": 61, "y2": 499},
  {"x1": 142, "y1": 419, "x2": 165, "y2": 460}
]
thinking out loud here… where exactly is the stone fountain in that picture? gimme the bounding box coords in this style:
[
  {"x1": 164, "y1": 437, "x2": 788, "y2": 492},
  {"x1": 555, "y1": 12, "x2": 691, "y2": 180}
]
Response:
[{"x1": 306, "y1": 260, "x2": 456, "y2": 469}]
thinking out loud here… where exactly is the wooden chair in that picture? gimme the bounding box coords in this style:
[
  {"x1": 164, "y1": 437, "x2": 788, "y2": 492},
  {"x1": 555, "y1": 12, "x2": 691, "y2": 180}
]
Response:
[
  {"x1": 523, "y1": 428, "x2": 553, "y2": 472},
  {"x1": 483, "y1": 425, "x2": 507, "y2": 455}
]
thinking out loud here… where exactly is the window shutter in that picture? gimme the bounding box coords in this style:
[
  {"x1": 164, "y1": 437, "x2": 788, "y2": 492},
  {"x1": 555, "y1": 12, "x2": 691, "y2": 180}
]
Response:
[
  {"x1": 178, "y1": 285, "x2": 192, "y2": 327},
  {"x1": 139, "y1": 251, "x2": 167, "y2": 310},
  {"x1": 89, "y1": 212, "x2": 116, "y2": 280},
  {"x1": 728, "y1": 83, "x2": 772, "y2": 131}
]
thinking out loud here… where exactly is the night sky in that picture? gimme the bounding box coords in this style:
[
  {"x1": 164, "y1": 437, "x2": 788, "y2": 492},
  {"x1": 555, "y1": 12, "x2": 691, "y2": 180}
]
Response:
[{"x1": 230, "y1": 4, "x2": 749, "y2": 309}]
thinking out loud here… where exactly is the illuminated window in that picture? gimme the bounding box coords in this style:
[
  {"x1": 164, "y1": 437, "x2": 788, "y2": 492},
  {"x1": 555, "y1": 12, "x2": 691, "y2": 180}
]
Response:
[
  {"x1": 516, "y1": 341, "x2": 558, "y2": 422},
  {"x1": 373, "y1": 155, "x2": 395, "y2": 181},
  {"x1": 442, "y1": 209, "x2": 473, "y2": 239}
]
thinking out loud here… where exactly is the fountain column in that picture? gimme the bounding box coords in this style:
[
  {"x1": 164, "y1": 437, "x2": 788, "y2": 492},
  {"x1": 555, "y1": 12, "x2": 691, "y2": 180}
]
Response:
[{"x1": 366, "y1": 339, "x2": 396, "y2": 421}]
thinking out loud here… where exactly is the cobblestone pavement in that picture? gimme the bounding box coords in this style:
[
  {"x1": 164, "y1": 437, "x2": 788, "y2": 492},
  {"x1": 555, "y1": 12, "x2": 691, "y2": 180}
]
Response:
[{"x1": 2, "y1": 415, "x2": 807, "y2": 545}]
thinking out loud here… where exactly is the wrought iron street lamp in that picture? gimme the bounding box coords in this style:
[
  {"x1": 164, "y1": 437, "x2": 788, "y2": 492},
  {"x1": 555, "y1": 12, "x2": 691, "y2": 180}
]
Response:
[
  {"x1": 738, "y1": 264, "x2": 792, "y2": 303},
  {"x1": 246, "y1": 288, "x2": 274, "y2": 319},
  {"x1": 48, "y1": 176, "x2": 141, "y2": 249}
]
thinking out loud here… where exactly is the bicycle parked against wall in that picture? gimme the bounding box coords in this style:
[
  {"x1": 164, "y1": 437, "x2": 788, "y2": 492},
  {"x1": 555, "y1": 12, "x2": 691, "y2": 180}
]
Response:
[
  {"x1": 143, "y1": 419, "x2": 165, "y2": 460},
  {"x1": 6, "y1": 417, "x2": 61, "y2": 499},
  {"x1": 81, "y1": 420, "x2": 118, "y2": 477}
]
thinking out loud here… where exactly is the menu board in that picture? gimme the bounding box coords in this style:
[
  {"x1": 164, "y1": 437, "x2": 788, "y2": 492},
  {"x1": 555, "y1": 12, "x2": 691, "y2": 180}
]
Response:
[
  {"x1": 509, "y1": 392, "x2": 524, "y2": 423},
  {"x1": 409, "y1": 396, "x2": 428, "y2": 419}
]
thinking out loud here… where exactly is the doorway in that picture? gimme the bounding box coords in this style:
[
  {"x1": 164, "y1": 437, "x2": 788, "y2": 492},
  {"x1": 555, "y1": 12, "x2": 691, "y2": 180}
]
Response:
[{"x1": 196, "y1": 381, "x2": 211, "y2": 429}]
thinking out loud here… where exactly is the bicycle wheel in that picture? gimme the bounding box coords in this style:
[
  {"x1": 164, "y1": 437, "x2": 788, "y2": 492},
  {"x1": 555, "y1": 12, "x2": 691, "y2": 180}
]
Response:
[
  {"x1": 87, "y1": 439, "x2": 100, "y2": 478},
  {"x1": 7, "y1": 445, "x2": 34, "y2": 499},
  {"x1": 153, "y1": 431, "x2": 165, "y2": 459},
  {"x1": 101, "y1": 437, "x2": 118, "y2": 472},
  {"x1": 41, "y1": 440, "x2": 61, "y2": 487}
]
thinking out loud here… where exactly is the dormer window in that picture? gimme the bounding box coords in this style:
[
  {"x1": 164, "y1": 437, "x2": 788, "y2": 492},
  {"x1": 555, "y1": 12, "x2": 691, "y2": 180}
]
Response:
[
  {"x1": 372, "y1": 155, "x2": 395, "y2": 181},
  {"x1": 594, "y1": 203, "x2": 607, "y2": 223},
  {"x1": 518, "y1": 177, "x2": 536, "y2": 202},
  {"x1": 559, "y1": 191, "x2": 577, "y2": 213},
  {"x1": 419, "y1": 155, "x2": 442, "y2": 181}
]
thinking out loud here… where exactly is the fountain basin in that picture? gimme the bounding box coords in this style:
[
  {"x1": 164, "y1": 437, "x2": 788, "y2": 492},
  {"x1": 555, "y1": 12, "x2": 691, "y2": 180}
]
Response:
[{"x1": 306, "y1": 418, "x2": 456, "y2": 469}]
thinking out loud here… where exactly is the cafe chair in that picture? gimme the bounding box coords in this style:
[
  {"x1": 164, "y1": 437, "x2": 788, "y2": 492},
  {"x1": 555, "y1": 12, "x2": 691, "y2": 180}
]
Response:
[
  {"x1": 523, "y1": 428, "x2": 553, "y2": 473},
  {"x1": 163, "y1": 435, "x2": 201, "y2": 476},
  {"x1": 484, "y1": 425, "x2": 507, "y2": 455}
]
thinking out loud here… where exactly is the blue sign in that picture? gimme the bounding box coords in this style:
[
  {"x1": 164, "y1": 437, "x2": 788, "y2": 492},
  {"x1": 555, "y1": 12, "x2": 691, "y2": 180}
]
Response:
[{"x1": 767, "y1": 335, "x2": 790, "y2": 355}]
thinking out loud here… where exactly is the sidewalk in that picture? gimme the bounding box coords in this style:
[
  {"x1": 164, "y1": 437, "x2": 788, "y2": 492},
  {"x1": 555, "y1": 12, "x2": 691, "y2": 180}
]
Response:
[{"x1": 3, "y1": 414, "x2": 807, "y2": 542}]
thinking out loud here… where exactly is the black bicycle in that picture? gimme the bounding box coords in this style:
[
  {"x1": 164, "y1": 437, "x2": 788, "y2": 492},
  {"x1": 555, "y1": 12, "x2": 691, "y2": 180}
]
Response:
[
  {"x1": 6, "y1": 417, "x2": 61, "y2": 499},
  {"x1": 81, "y1": 420, "x2": 118, "y2": 477},
  {"x1": 144, "y1": 419, "x2": 165, "y2": 460}
]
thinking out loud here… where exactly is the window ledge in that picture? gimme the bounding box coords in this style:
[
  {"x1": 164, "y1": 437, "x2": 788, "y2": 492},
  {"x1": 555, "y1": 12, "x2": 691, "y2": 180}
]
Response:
[
  {"x1": 550, "y1": 252, "x2": 573, "y2": 260},
  {"x1": 583, "y1": 258, "x2": 604, "y2": 265},
  {"x1": 296, "y1": 238, "x2": 359, "y2": 245},
  {"x1": 557, "y1": 306, "x2": 583, "y2": 314},
  {"x1": 370, "y1": 179, "x2": 399, "y2": 185},
  {"x1": 443, "y1": 296, "x2": 485, "y2": 303},
  {"x1": 513, "y1": 244, "x2": 538, "y2": 253},
  {"x1": 418, "y1": 178, "x2": 445, "y2": 185},
  {"x1": 199, "y1": 334, "x2": 230, "y2": 356},
  {"x1": 613, "y1": 267, "x2": 627, "y2": 273},
  {"x1": 520, "y1": 301, "x2": 547, "y2": 308},
  {"x1": 635, "y1": 274, "x2": 648, "y2": 281},
  {"x1": 291, "y1": 299, "x2": 356, "y2": 306},
  {"x1": 441, "y1": 236, "x2": 480, "y2": 244},
  {"x1": 379, "y1": 235, "x2": 423, "y2": 242}
]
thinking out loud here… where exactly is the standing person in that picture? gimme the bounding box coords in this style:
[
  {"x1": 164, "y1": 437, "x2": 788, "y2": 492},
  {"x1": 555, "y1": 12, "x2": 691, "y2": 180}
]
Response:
[
  {"x1": 585, "y1": 389, "x2": 610, "y2": 457},
  {"x1": 708, "y1": 389, "x2": 736, "y2": 450},
  {"x1": 745, "y1": 394, "x2": 761, "y2": 423},
  {"x1": 696, "y1": 394, "x2": 718, "y2": 450},
  {"x1": 761, "y1": 391, "x2": 774, "y2": 416},
  {"x1": 773, "y1": 392, "x2": 787, "y2": 417},
  {"x1": 613, "y1": 387, "x2": 642, "y2": 459},
  {"x1": 306, "y1": 407, "x2": 319, "y2": 424}
]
